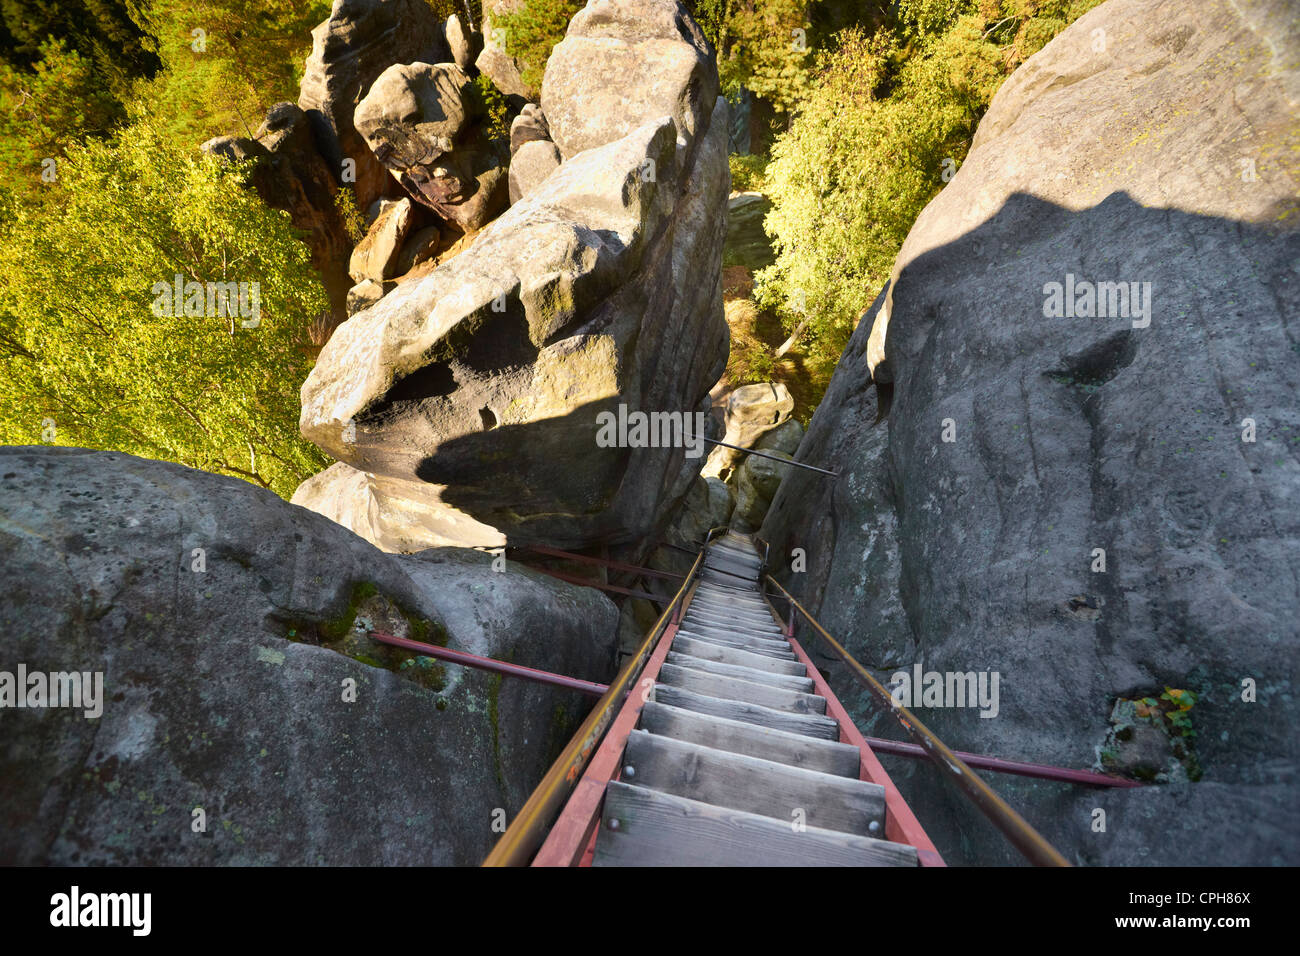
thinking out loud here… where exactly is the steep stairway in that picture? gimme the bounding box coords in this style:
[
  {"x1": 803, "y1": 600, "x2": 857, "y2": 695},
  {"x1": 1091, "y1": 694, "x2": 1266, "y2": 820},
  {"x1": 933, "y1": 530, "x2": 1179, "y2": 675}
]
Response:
[{"x1": 589, "y1": 532, "x2": 920, "y2": 867}]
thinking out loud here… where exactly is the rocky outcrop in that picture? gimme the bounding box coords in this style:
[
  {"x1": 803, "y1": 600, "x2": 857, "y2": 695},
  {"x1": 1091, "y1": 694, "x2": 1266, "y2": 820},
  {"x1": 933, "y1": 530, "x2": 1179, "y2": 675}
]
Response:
[
  {"x1": 0, "y1": 448, "x2": 617, "y2": 865},
  {"x1": 298, "y1": 0, "x2": 452, "y2": 213},
  {"x1": 731, "y1": 449, "x2": 792, "y2": 533},
  {"x1": 295, "y1": 0, "x2": 730, "y2": 554},
  {"x1": 354, "y1": 61, "x2": 510, "y2": 231},
  {"x1": 476, "y1": 1, "x2": 533, "y2": 102},
  {"x1": 348, "y1": 197, "x2": 418, "y2": 283},
  {"x1": 444, "y1": 13, "x2": 482, "y2": 73},
  {"x1": 509, "y1": 139, "x2": 562, "y2": 204},
  {"x1": 761, "y1": 0, "x2": 1300, "y2": 866},
  {"x1": 702, "y1": 382, "x2": 794, "y2": 480},
  {"x1": 541, "y1": 0, "x2": 719, "y2": 183},
  {"x1": 723, "y1": 192, "x2": 774, "y2": 269},
  {"x1": 507, "y1": 103, "x2": 560, "y2": 203}
]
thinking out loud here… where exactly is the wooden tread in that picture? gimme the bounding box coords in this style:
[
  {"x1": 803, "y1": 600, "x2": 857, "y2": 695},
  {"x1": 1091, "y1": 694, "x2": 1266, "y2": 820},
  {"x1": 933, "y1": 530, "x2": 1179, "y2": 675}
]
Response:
[
  {"x1": 638, "y1": 701, "x2": 860, "y2": 777},
  {"x1": 658, "y1": 663, "x2": 827, "y2": 715},
  {"x1": 592, "y1": 783, "x2": 918, "y2": 868},
  {"x1": 622, "y1": 730, "x2": 885, "y2": 836},
  {"x1": 669, "y1": 636, "x2": 807, "y2": 675},
  {"x1": 650, "y1": 684, "x2": 840, "y2": 739},
  {"x1": 664, "y1": 652, "x2": 814, "y2": 691}
]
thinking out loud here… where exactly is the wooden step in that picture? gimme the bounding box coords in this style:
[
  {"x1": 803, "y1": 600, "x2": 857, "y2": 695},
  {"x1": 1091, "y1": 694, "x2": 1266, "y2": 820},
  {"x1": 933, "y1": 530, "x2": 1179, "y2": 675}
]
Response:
[
  {"x1": 592, "y1": 783, "x2": 918, "y2": 867},
  {"x1": 651, "y1": 684, "x2": 839, "y2": 739},
  {"x1": 687, "y1": 610, "x2": 782, "y2": 632},
  {"x1": 658, "y1": 663, "x2": 826, "y2": 715},
  {"x1": 707, "y1": 547, "x2": 761, "y2": 563},
  {"x1": 684, "y1": 616, "x2": 784, "y2": 636},
  {"x1": 676, "y1": 626, "x2": 791, "y2": 651},
  {"x1": 674, "y1": 632, "x2": 797, "y2": 661},
  {"x1": 664, "y1": 652, "x2": 814, "y2": 692},
  {"x1": 688, "y1": 603, "x2": 777, "y2": 625},
  {"x1": 622, "y1": 730, "x2": 885, "y2": 836},
  {"x1": 689, "y1": 595, "x2": 773, "y2": 613},
  {"x1": 700, "y1": 572, "x2": 759, "y2": 588},
  {"x1": 670, "y1": 636, "x2": 806, "y2": 675},
  {"x1": 638, "y1": 701, "x2": 859, "y2": 776}
]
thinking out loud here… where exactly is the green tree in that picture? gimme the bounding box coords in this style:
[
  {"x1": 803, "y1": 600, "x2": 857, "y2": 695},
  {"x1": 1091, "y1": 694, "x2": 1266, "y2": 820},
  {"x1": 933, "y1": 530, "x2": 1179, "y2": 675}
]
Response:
[
  {"x1": 716, "y1": 0, "x2": 816, "y2": 113},
  {"x1": 0, "y1": 122, "x2": 329, "y2": 497},
  {"x1": 491, "y1": 0, "x2": 583, "y2": 97},
  {"x1": 127, "y1": 0, "x2": 331, "y2": 142},
  {"x1": 755, "y1": 1, "x2": 1102, "y2": 364},
  {"x1": 0, "y1": 37, "x2": 124, "y2": 199}
]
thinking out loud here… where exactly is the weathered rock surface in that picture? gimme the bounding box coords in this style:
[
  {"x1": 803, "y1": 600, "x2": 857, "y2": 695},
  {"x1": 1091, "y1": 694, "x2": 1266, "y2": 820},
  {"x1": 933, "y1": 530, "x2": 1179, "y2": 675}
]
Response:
[
  {"x1": 755, "y1": 418, "x2": 804, "y2": 456},
  {"x1": 296, "y1": 1, "x2": 729, "y2": 554},
  {"x1": 761, "y1": 0, "x2": 1300, "y2": 865},
  {"x1": 298, "y1": 0, "x2": 451, "y2": 212},
  {"x1": 509, "y1": 103, "x2": 552, "y2": 153},
  {"x1": 476, "y1": 1, "x2": 533, "y2": 102},
  {"x1": 723, "y1": 192, "x2": 774, "y2": 269},
  {"x1": 508, "y1": 138, "x2": 562, "y2": 203},
  {"x1": 396, "y1": 224, "x2": 445, "y2": 275},
  {"x1": 541, "y1": 0, "x2": 719, "y2": 183},
  {"x1": 702, "y1": 382, "x2": 794, "y2": 480},
  {"x1": 443, "y1": 13, "x2": 482, "y2": 73},
  {"x1": 347, "y1": 278, "x2": 395, "y2": 316},
  {"x1": 731, "y1": 449, "x2": 792, "y2": 533},
  {"x1": 354, "y1": 61, "x2": 510, "y2": 231},
  {"x1": 348, "y1": 197, "x2": 417, "y2": 283},
  {"x1": 0, "y1": 448, "x2": 617, "y2": 865}
]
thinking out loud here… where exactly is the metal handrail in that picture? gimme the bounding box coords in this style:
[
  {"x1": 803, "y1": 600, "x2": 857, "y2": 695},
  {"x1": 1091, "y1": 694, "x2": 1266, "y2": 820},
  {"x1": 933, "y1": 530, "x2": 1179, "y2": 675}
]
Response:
[
  {"x1": 763, "y1": 575, "x2": 1070, "y2": 867},
  {"x1": 482, "y1": 545, "x2": 708, "y2": 866}
]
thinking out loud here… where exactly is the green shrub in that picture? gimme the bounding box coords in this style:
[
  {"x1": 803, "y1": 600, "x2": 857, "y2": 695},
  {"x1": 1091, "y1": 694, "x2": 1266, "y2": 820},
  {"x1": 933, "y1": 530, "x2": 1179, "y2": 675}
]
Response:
[
  {"x1": 728, "y1": 153, "x2": 771, "y2": 193},
  {"x1": 755, "y1": 2, "x2": 1100, "y2": 366},
  {"x1": 0, "y1": 123, "x2": 329, "y2": 497}
]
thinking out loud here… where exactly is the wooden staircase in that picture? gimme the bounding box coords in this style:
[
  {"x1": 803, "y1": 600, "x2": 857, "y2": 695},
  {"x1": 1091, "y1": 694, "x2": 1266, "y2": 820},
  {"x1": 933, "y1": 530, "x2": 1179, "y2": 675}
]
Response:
[{"x1": 579, "y1": 532, "x2": 924, "y2": 867}]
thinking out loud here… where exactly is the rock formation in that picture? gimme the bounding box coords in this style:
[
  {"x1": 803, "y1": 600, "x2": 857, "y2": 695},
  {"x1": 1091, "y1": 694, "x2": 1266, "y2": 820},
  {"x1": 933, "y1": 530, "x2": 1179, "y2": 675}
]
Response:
[
  {"x1": 760, "y1": 0, "x2": 1299, "y2": 865},
  {"x1": 298, "y1": 0, "x2": 453, "y2": 213},
  {"x1": 354, "y1": 62, "x2": 510, "y2": 231},
  {"x1": 476, "y1": 0, "x2": 534, "y2": 103},
  {"x1": 0, "y1": 448, "x2": 617, "y2": 865},
  {"x1": 702, "y1": 381, "x2": 794, "y2": 481},
  {"x1": 723, "y1": 192, "x2": 775, "y2": 269},
  {"x1": 294, "y1": 0, "x2": 730, "y2": 554}
]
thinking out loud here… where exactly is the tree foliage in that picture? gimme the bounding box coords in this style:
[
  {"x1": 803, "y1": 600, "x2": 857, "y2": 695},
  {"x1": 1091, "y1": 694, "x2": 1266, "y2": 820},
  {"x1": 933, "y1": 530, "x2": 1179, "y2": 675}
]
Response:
[
  {"x1": 126, "y1": 0, "x2": 331, "y2": 143},
  {"x1": 491, "y1": 0, "x2": 583, "y2": 96},
  {"x1": 0, "y1": 124, "x2": 329, "y2": 497},
  {"x1": 754, "y1": 0, "x2": 1104, "y2": 363}
]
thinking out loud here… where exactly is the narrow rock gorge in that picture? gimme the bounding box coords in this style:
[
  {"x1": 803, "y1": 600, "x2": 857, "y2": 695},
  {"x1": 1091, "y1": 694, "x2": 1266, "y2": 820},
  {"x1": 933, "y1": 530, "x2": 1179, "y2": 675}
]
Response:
[{"x1": 1, "y1": 0, "x2": 1295, "y2": 874}]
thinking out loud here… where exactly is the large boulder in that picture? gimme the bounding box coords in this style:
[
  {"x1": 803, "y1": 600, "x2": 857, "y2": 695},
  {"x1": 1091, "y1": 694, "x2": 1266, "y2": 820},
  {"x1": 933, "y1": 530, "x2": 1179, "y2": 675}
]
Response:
[
  {"x1": 0, "y1": 448, "x2": 618, "y2": 865},
  {"x1": 295, "y1": 1, "x2": 729, "y2": 554},
  {"x1": 354, "y1": 61, "x2": 510, "y2": 231},
  {"x1": 508, "y1": 139, "x2": 562, "y2": 204},
  {"x1": 348, "y1": 197, "x2": 418, "y2": 283},
  {"x1": 443, "y1": 13, "x2": 482, "y2": 73},
  {"x1": 476, "y1": 1, "x2": 534, "y2": 102},
  {"x1": 731, "y1": 449, "x2": 791, "y2": 533},
  {"x1": 701, "y1": 382, "x2": 794, "y2": 480},
  {"x1": 761, "y1": 0, "x2": 1299, "y2": 866},
  {"x1": 541, "y1": 0, "x2": 719, "y2": 183},
  {"x1": 298, "y1": 0, "x2": 451, "y2": 212}
]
